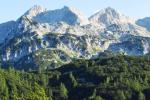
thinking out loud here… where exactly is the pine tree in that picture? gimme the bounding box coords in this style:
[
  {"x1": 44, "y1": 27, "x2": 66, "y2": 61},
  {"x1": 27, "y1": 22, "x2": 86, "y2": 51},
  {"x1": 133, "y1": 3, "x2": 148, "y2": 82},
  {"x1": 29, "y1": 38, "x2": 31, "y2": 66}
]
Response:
[
  {"x1": 69, "y1": 72, "x2": 78, "y2": 87},
  {"x1": 33, "y1": 82, "x2": 48, "y2": 100},
  {"x1": 47, "y1": 87, "x2": 53, "y2": 98},
  {"x1": 138, "y1": 92, "x2": 145, "y2": 100},
  {"x1": 94, "y1": 96, "x2": 103, "y2": 100},
  {"x1": 88, "y1": 89, "x2": 96, "y2": 99},
  {"x1": 59, "y1": 83, "x2": 68, "y2": 99},
  {"x1": 114, "y1": 90, "x2": 126, "y2": 100}
]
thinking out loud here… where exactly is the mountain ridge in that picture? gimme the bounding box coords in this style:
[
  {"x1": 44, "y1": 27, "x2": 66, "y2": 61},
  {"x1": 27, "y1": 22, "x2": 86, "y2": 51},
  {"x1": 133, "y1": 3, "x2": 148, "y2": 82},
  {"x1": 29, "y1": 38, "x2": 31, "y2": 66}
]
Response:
[
  {"x1": 89, "y1": 7, "x2": 135, "y2": 26},
  {"x1": 1, "y1": 5, "x2": 150, "y2": 70}
]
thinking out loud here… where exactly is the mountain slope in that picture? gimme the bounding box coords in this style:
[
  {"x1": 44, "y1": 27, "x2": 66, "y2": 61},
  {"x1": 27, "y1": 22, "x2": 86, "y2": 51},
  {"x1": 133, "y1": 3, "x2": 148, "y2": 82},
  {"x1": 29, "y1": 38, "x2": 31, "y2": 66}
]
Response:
[
  {"x1": 1, "y1": 55, "x2": 150, "y2": 100},
  {"x1": 136, "y1": 17, "x2": 150, "y2": 31},
  {"x1": 1, "y1": 6, "x2": 150, "y2": 70},
  {"x1": 0, "y1": 21, "x2": 19, "y2": 43},
  {"x1": 89, "y1": 7, "x2": 150, "y2": 37}
]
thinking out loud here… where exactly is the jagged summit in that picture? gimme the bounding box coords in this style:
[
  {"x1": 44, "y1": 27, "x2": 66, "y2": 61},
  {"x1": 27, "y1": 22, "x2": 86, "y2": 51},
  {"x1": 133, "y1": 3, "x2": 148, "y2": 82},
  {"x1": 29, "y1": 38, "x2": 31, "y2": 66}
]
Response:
[
  {"x1": 89, "y1": 7, "x2": 135, "y2": 27},
  {"x1": 99, "y1": 7, "x2": 119, "y2": 16},
  {"x1": 22, "y1": 5, "x2": 89, "y2": 26},
  {"x1": 23, "y1": 5, "x2": 47, "y2": 19}
]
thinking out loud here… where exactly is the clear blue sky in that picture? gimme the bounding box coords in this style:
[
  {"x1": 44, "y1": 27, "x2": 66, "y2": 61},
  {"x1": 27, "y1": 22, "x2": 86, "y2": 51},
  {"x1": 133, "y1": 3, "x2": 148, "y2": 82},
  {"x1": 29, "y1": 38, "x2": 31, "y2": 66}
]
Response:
[{"x1": 0, "y1": 0, "x2": 150, "y2": 23}]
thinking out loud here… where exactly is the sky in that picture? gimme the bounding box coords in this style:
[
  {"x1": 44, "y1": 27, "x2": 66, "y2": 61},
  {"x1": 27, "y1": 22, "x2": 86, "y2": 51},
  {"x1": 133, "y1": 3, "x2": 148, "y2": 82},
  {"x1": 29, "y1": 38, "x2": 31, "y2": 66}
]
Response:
[{"x1": 0, "y1": 0, "x2": 150, "y2": 23}]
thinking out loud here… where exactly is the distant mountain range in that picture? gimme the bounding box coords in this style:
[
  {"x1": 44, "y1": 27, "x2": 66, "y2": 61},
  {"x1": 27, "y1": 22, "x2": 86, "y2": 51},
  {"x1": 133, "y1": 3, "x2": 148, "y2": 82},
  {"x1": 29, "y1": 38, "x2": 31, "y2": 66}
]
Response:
[{"x1": 0, "y1": 5, "x2": 150, "y2": 70}]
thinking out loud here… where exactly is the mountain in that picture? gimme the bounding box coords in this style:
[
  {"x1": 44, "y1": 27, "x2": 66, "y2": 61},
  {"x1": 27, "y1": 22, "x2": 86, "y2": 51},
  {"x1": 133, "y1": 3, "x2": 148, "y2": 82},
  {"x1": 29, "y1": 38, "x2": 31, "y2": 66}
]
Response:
[
  {"x1": 136, "y1": 17, "x2": 150, "y2": 31},
  {"x1": 23, "y1": 5, "x2": 89, "y2": 26},
  {"x1": 89, "y1": 7, "x2": 150, "y2": 37},
  {"x1": 89, "y1": 7, "x2": 135, "y2": 27},
  {"x1": 1, "y1": 5, "x2": 150, "y2": 70},
  {"x1": 0, "y1": 21, "x2": 19, "y2": 43}
]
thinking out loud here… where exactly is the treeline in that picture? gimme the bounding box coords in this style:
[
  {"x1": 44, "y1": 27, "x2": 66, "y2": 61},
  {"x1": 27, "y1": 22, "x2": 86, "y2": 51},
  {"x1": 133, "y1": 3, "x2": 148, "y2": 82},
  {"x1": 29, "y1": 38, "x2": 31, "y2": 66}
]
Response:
[{"x1": 0, "y1": 55, "x2": 150, "y2": 100}]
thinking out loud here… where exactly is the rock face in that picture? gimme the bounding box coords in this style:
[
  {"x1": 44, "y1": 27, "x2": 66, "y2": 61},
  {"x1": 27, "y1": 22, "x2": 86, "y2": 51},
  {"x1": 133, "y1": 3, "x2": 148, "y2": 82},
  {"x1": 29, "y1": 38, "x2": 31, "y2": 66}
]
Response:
[
  {"x1": 24, "y1": 5, "x2": 89, "y2": 26},
  {"x1": 1, "y1": 5, "x2": 150, "y2": 70},
  {"x1": 89, "y1": 7, "x2": 135, "y2": 27}
]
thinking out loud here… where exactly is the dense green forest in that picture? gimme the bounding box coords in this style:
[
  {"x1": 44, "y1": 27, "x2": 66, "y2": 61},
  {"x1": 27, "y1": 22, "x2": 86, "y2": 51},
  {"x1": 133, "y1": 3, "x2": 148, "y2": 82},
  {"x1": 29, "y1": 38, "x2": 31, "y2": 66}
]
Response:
[{"x1": 0, "y1": 54, "x2": 150, "y2": 100}]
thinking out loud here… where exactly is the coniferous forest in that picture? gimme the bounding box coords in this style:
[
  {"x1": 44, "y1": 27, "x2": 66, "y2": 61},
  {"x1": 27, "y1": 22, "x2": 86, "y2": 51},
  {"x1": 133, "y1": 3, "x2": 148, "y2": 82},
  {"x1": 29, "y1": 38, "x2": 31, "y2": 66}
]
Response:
[
  {"x1": 0, "y1": 54, "x2": 150, "y2": 100},
  {"x1": 1, "y1": 1, "x2": 150, "y2": 100}
]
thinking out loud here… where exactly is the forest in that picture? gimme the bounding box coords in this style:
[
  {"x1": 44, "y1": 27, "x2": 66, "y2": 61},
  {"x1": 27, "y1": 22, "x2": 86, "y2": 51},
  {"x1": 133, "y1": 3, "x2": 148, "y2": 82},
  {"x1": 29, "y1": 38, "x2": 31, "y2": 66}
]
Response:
[{"x1": 0, "y1": 54, "x2": 150, "y2": 100}]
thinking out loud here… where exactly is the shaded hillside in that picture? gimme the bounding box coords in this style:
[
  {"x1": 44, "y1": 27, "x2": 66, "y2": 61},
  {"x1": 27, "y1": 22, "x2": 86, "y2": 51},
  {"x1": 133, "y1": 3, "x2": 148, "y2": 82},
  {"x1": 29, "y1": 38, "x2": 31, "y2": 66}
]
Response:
[{"x1": 0, "y1": 55, "x2": 150, "y2": 100}]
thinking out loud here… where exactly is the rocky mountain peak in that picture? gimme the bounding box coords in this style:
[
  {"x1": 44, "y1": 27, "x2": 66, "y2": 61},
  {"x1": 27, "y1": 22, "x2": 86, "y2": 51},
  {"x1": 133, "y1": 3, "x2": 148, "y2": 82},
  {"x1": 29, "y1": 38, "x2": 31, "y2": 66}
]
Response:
[
  {"x1": 23, "y1": 5, "x2": 89, "y2": 26},
  {"x1": 89, "y1": 7, "x2": 135, "y2": 27},
  {"x1": 23, "y1": 5, "x2": 47, "y2": 19}
]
